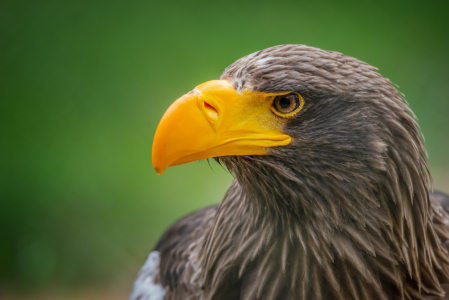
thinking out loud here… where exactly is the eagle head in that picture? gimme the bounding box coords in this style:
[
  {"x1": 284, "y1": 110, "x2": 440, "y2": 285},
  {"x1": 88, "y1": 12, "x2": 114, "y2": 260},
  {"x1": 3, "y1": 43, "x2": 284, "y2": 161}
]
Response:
[{"x1": 152, "y1": 44, "x2": 427, "y2": 213}]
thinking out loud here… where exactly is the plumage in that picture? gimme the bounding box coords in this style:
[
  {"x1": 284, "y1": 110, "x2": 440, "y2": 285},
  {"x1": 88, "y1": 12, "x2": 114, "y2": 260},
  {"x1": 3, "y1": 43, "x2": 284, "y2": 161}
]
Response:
[
  {"x1": 130, "y1": 251, "x2": 166, "y2": 300},
  {"x1": 131, "y1": 45, "x2": 449, "y2": 300}
]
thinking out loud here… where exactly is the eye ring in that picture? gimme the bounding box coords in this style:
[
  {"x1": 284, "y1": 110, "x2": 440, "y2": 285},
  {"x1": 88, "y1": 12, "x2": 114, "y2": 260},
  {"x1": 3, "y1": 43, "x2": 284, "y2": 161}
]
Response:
[{"x1": 271, "y1": 92, "x2": 304, "y2": 117}]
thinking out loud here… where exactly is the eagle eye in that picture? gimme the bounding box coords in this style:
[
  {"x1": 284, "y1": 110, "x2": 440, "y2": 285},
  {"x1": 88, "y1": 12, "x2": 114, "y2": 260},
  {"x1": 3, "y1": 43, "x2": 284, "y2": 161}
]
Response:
[{"x1": 272, "y1": 93, "x2": 303, "y2": 117}]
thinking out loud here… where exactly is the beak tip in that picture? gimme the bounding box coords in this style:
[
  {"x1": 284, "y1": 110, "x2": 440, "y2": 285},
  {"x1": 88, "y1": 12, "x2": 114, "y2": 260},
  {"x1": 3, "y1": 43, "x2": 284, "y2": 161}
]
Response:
[
  {"x1": 153, "y1": 165, "x2": 165, "y2": 175},
  {"x1": 152, "y1": 142, "x2": 166, "y2": 175}
]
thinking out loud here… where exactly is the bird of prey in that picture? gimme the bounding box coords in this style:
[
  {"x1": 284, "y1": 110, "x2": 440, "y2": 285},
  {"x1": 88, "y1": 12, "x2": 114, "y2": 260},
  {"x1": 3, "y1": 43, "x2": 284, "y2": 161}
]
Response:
[{"x1": 130, "y1": 45, "x2": 449, "y2": 300}]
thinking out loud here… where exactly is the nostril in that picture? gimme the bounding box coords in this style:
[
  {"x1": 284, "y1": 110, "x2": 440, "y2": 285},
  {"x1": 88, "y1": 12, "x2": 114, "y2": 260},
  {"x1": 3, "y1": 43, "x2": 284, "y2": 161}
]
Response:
[
  {"x1": 204, "y1": 102, "x2": 215, "y2": 111},
  {"x1": 203, "y1": 101, "x2": 218, "y2": 122}
]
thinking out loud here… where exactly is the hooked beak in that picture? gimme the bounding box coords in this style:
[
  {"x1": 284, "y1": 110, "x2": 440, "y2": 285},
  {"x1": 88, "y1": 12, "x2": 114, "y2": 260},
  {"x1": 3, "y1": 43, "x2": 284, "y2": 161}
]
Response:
[{"x1": 152, "y1": 80, "x2": 291, "y2": 174}]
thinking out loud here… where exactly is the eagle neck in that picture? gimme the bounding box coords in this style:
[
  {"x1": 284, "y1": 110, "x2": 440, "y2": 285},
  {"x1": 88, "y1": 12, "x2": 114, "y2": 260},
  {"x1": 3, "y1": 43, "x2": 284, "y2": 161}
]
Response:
[{"x1": 199, "y1": 153, "x2": 449, "y2": 299}]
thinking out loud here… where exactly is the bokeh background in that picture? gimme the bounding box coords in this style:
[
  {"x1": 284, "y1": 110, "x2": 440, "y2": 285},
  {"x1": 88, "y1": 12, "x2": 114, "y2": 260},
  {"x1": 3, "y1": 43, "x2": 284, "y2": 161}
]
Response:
[{"x1": 1, "y1": 0, "x2": 449, "y2": 298}]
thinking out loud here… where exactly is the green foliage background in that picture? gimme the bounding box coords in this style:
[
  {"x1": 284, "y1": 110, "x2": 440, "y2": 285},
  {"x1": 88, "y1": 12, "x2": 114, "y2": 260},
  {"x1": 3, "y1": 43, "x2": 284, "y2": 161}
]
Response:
[{"x1": 1, "y1": 0, "x2": 448, "y2": 296}]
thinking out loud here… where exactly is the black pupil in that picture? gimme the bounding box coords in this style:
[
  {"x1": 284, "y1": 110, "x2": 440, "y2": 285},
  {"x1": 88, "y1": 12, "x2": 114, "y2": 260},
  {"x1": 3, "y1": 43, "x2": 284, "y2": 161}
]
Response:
[{"x1": 279, "y1": 97, "x2": 291, "y2": 108}]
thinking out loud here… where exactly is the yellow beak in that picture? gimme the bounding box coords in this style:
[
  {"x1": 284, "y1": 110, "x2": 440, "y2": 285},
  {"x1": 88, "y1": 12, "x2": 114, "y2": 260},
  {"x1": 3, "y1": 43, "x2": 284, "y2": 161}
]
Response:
[{"x1": 152, "y1": 80, "x2": 291, "y2": 174}]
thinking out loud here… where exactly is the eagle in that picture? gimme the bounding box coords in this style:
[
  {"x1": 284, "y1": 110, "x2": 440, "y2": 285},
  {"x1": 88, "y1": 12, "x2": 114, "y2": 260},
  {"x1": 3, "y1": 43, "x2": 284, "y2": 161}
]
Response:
[{"x1": 130, "y1": 45, "x2": 449, "y2": 300}]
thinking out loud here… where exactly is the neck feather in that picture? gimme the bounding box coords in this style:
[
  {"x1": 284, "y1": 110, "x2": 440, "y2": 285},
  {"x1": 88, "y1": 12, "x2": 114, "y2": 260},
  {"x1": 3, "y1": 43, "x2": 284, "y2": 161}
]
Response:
[{"x1": 196, "y1": 150, "x2": 449, "y2": 300}]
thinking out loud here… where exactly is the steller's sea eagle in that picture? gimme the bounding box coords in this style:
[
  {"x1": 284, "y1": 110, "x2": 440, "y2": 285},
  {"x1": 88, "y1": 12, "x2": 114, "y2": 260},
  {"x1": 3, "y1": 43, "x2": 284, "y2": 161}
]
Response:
[{"x1": 130, "y1": 45, "x2": 449, "y2": 300}]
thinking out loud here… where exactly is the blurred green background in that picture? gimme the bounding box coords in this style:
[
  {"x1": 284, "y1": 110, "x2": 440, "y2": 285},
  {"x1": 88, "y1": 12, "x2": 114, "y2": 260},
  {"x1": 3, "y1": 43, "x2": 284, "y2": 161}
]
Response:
[{"x1": 1, "y1": 0, "x2": 448, "y2": 298}]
